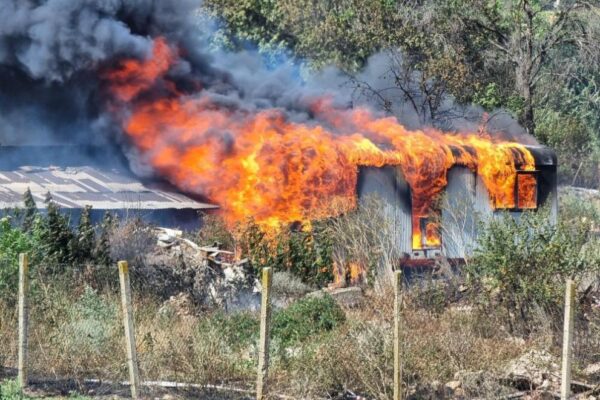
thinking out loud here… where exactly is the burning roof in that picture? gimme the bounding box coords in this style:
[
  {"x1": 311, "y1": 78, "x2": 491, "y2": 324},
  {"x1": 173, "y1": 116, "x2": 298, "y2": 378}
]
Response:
[{"x1": 0, "y1": 165, "x2": 216, "y2": 211}]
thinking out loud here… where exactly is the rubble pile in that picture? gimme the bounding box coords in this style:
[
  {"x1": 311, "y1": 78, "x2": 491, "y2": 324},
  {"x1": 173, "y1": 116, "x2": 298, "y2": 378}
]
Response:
[{"x1": 130, "y1": 227, "x2": 258, "y2": 312}]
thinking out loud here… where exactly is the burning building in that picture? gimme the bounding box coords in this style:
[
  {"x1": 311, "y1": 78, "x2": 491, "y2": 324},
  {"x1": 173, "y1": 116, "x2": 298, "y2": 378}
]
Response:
[
  {"x1": 358, "y1": 144, "x2": 558, "y2": 261},
  {"x1": 0, "y1": 1, "x2": 559, "y2": 262}
]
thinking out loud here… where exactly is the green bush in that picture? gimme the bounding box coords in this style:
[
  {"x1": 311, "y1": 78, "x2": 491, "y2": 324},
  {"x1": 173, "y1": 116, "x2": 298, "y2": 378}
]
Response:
[
  {"x1": 196, "y1": 295, "x2": 346, "y2": 351},
  {"x1": 0, "y1": 380, "x2": 25, "y2": 400},
  {"x1": 0, "y1": 217, "x2": 36, "y2": 302},
  {"x1": 239, "y1": 219, "x2": 333, "y2": 287},
  {"x1": 467, "y1": 207, "x2": 600, "y2": 335},
  {"x1": 198, "y1": 311, "x2": 260, "y2": 350},
  {"x1": 63, "y1": 286, "x2": 119, "y2": 352},
  {"x1": 272, "y1": 294, "x2": 346, "y2": 346}
]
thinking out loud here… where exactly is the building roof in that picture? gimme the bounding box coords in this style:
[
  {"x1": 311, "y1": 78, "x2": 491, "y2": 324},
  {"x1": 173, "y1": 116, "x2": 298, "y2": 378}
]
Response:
[{"x1": 0, "y1": 166, "x2": 217, "y2": 210}]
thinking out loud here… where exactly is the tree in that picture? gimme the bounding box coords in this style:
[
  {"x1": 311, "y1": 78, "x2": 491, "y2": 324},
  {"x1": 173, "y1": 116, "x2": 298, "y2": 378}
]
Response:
[
  {"x1": 40, "y1": 192, "x2": 74, "y2": 265},
  {"x1": 203, "y1": 0, "x2": 403, "y2": 70},
  {"x1": 453, "y1": 0, "x2": 599, "y2": 136},
  {"x1": 95, "y1": 211, "x2": 114, "y2": 266},
  {"x1": 71, "y1": 205, "x2": 95, "y2": 263},
  {"x1": 22, "y1": 188, "x2": 37, "y2": 233}
]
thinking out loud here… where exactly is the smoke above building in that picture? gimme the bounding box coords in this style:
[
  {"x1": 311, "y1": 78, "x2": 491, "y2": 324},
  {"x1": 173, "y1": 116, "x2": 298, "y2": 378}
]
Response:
[{"x1": 0, "y1": 0, "x2": 540, "y2": 230}]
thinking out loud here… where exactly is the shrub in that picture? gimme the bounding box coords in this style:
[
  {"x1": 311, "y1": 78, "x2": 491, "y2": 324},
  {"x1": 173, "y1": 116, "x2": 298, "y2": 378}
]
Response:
[
  {"x1": 108, "y1": 218, "x2": 155, "y2": 265},
  {"x1": 95, "y1": 211, "x2": 115, "y2": 266},
  {"x1": 0, "y1": 217, "x2": 35, "y2": 302},
  {"x1": 70, "y1": 205, "x2": 95, "y2": 263},
  {"x1": 197, "y1": 213, "x2": 236, "y2": 250},
  {"x1": 536, "y1": 108, "x2": 600, "y2": 187},
  {"x1": 37, "y1": 193, "x2": 75, "y2": 265},
  {"x1": 466, "y1": 207, "x2": 600, "y2": 335},
  {"x1": 272, "y1": 270, "x2": 313, "y2": 298},
  {"x1": 63, "y1": 285, "x2": 119, "y2": 352},
  {"x1": 238, "y1": 219, "x2": 333, "y2": 287},
  {"x1": 198, "y1": 311, "x2": 260, "y2": 350},
  {"x1": 0, "y1": 380, "x2": 26, "y2": 400},
  {"x1": 326, "y1": 195, "x2": 400, "y2": 288},
  {"x1": 272, "y1": 294, "x2": 346, "y2": 346}
]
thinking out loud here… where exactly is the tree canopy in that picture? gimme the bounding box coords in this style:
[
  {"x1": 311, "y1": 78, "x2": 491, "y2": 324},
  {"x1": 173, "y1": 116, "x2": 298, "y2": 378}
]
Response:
[{"x1": 203, "y1": 0, "x2": 600, "y2": 186}]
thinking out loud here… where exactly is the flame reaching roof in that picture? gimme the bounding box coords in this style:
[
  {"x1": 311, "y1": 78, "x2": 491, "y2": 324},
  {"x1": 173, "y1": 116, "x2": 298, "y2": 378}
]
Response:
[{"x1": 103, "y1": 37, "x2": 540, "y2": 238}]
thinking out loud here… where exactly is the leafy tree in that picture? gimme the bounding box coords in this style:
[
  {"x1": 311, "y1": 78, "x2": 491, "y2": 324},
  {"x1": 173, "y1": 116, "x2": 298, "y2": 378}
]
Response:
[
  {"x1": 445, "y1": 0, "x2": 600, "y2": 136},
  {"x1": 203, "y1": 0, "x2": 402, "y2": 70}
]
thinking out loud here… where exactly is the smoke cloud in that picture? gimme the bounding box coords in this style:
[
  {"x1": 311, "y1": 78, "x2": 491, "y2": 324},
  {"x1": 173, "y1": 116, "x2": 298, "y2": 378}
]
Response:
[{"x1": 0, "y1": 0, "x2": 535, "y2": 164}]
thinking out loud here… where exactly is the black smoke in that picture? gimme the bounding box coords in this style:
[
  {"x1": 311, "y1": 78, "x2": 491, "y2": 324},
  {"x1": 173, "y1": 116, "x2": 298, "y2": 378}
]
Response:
[
  {"x1": 0, "y1": 0, "x2": 533, "y2": 149},
  {"x1": 0, "y1": 0, "x2": 202, "y2": 145}
]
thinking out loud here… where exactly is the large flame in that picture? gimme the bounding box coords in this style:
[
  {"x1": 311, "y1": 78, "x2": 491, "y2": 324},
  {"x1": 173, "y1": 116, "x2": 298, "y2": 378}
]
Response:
[{"x1": 105, "y1": 38, "x2": 536, "y2": 248}]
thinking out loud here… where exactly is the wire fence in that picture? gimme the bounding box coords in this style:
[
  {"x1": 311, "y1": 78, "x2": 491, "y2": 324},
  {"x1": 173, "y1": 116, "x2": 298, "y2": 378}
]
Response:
[
  {"x1": 23, "y1": 263, "x2": 127, "y2": 396},
  {"x1": 3, "y1": 254, "x2": 600, "y2": 400}
]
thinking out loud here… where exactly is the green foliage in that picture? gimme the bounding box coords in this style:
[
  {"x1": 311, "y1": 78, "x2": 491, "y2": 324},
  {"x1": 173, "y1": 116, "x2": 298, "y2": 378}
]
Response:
[
  {"x1": 0, "y1": 380, "x2": 26, "y2": 400},
  {"x1": 467, "y1": 207, "x2": 600, "y2": 335},
  {"x1": 197, "y1": 213, "x2": 235, "y2": 249},
  {"x1": 239, "y1": 220, "x2": 333, "y2": 287},
  {"x1": 195, "y1": 295, "x2": 345, "y2": 351},
  {"x1": 64, "y1": 286, "x2": 118, "y2": 351},
  {"x1": 272, "y1": 294, "x2": 346, "y2": 346},
  {"x1": 71, "y1": 205, "x2": 95, "y2": 263},
  {"x1": 198, "y1": 311, "x2": 260, "y2": 350},
  {"x1": 21, "y1": 188, "x2": 37, "y2": 234},
  {"x1": 0, "y1": 217, "x2": 35, "y2": 302},
  {"x1": 95, "y1": 211, "x2": 114, "y2": 266},
  {"x1": 0, "y1": 379, "x2": 93, "y2": 399},
  {"x1": 38, "y1": 193, "x2": 75, "y2": 265},
  {"x1": 536, "y1": 105, "x2": 600, "y2": 188},
  {"x1": 203, "y1": 0, "x2": 402, "y2": 71}
]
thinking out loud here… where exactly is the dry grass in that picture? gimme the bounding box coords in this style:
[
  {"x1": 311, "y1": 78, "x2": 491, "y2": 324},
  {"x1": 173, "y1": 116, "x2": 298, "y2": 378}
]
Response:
[
  {"x1": 0, "y1": 270, "x2": 585, "y2": 399},
  {"x1": 276, "y1": 283, "x2": 530, "y2": 399},
  {"x1": 0, "y1": 302, "x2": 17, "y2": 374}
]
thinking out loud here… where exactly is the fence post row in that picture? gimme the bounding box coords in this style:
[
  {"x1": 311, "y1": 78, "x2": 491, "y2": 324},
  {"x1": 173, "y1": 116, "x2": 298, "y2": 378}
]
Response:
[
  {"x1": 118, "y1": 260, "x2": 141, "y2": 400},
  {"x1": 560, "y1": 278, "x2": 576, "y2": 400},
  {"x1": 256, "y1": 267, "x2": 273, "y2": 400},
  {"x1": 394, "y1": 270, "x2": 403, "y2": 400},
  {"x1": 17, "y1": 253, "x2": 30, "y2": 390}
]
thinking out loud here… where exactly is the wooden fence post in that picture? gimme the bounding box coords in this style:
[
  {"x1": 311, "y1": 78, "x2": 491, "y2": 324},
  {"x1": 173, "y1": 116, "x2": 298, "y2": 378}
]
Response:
[
  {"x1": 17, "y1": 253, "x2": 29, "y2": 389},
  {"x1": 394, "y1": 270, "x2": 403, "y2": 400},
  {"x1": 256, "y1": 267, "x2": 273, "y2": 400},
  {"x1": 118, "y1": 261, "x2": 140, "y2": 399},
  {"x1": 560, "y1": 279, "x2": 575, "y2": 400}
]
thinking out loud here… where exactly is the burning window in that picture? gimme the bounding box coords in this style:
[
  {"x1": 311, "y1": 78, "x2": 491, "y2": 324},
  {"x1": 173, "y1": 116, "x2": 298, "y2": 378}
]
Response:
[
  {"x1": 493, "y1": 170, "x2": 538, "y2": 210},
  {"x1": 516, "y1": 171, "x2": 537, "y2": 209},
  {"x1": 412, "y1": 215, "x2": 441, "y2": 250}
]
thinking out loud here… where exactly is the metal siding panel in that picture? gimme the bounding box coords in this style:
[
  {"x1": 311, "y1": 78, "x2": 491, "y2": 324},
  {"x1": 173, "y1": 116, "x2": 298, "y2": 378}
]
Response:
[
  {"x1": 475, "y1": 174, "x2": 494, "y2": 218},
  {"x1": 442, "y1": 167, "x2": 477, "y2": 258},
  {"x1": 357, "y1": 166, "x2": 412, "y2": 255}
]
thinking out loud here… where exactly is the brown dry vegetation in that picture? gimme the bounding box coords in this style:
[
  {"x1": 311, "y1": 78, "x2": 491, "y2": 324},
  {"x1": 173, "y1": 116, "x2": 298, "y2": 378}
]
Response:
[
  {"x1": 0, "y1": 277, "x2": 577, "y2": 399},
  {"x1": 2, "y1": 191, "x2": 600, "y2": 399}
]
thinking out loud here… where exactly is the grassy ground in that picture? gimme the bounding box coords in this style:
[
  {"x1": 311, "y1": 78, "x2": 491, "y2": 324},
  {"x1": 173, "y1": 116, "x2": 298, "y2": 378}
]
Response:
[
  {"x1": 1, "y1": 278, "x2": 563, "y2": 399},
  {"x1": 2, "y1": 189, "x2": 598, "y2": 399}
]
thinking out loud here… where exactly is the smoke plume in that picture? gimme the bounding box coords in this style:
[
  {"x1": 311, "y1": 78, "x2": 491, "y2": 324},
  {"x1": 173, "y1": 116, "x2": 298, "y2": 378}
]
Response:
[{"x1": 0, "y1": 0, "x2": 538, "y2": 229}]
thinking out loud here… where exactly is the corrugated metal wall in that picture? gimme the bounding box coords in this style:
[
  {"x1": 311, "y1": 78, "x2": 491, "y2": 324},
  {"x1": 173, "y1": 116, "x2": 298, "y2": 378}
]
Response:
[
  {"x1": 357, "y1": 166, "x2": 412, "y2": 255},
  {"x1": 441, "y1": 167, "x2": 477, "y2": 258}
]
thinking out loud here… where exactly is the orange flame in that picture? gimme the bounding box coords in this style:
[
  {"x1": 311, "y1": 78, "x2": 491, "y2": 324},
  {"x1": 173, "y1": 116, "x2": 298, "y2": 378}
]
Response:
[{"x1": 104, "y1": 38, "x2": 536, "y2": 245}]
